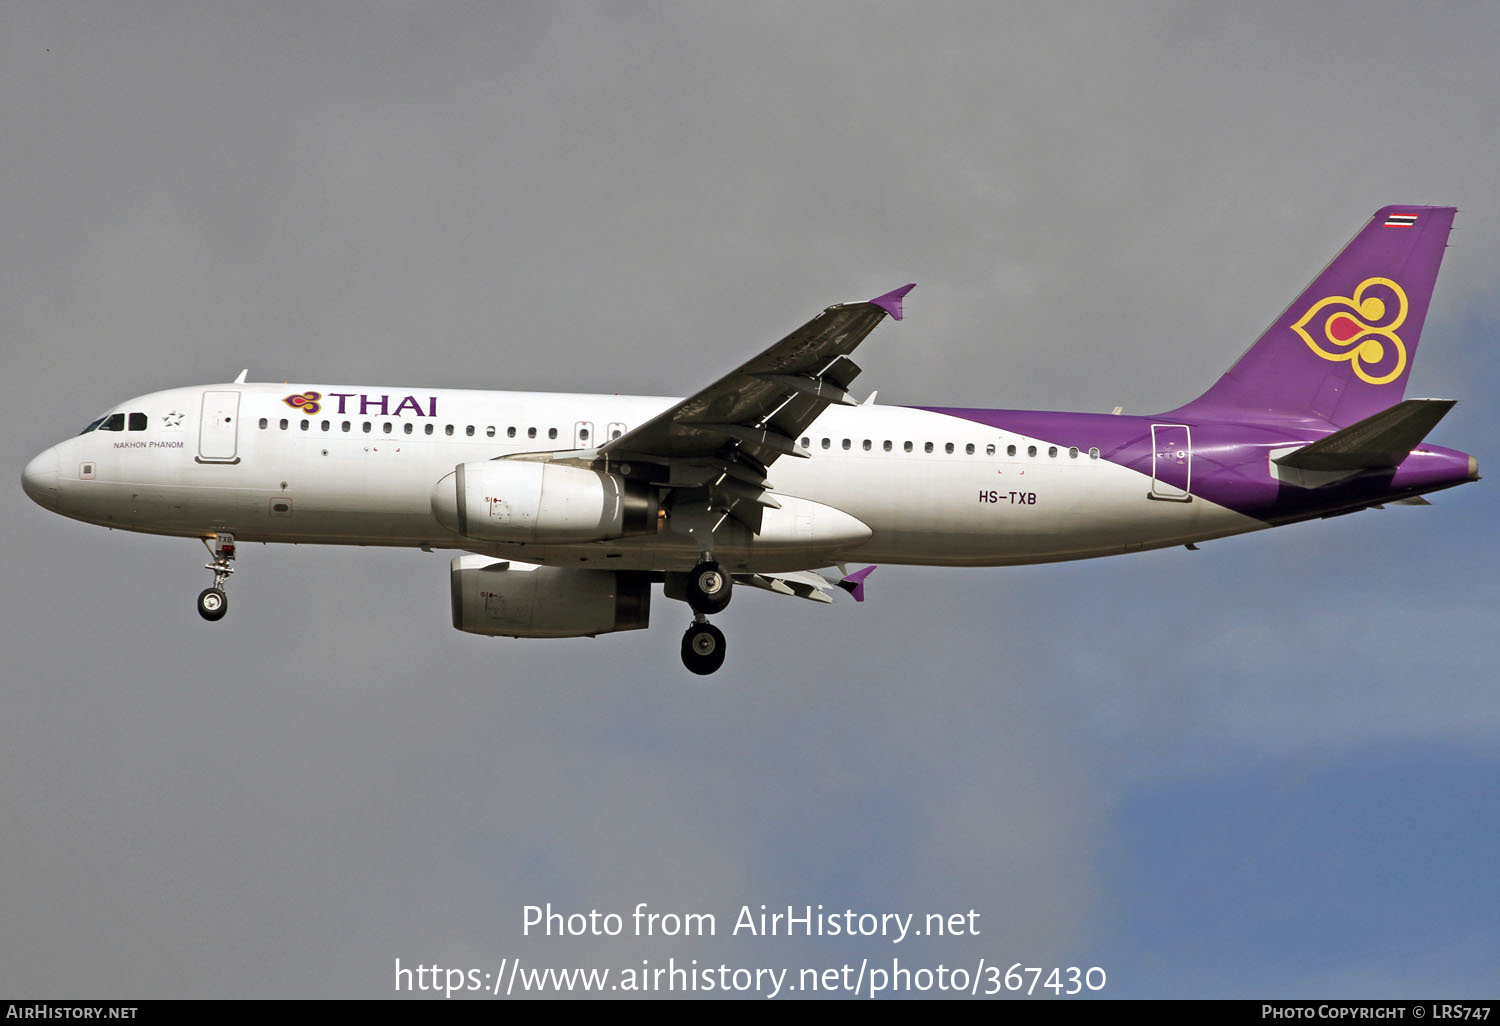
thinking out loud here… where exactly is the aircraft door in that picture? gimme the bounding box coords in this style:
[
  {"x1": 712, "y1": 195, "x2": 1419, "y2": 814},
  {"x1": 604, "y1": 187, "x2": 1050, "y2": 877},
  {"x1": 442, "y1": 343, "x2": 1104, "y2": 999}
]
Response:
[
  {"x1": 1149, "y1": 424, "x2": 1191, "y2": 501},
  {"x1": 198, "y1": 391, "x2": 241, "y2": 464},
  {"x1": 574, "y1": 421, "x2": 594, "y2": 449}
]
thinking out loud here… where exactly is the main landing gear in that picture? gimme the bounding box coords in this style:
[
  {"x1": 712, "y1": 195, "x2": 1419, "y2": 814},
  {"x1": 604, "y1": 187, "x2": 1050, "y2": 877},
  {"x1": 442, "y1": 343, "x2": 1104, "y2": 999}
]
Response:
[
  {"x1": 681, "y1": 618, "x2": 726, "y2": 676},
  {"x1": 685, "y1": 560, "x2": 731, "y2": 614},
  {"x1": 679, "y1": 558, "x2": 732, "y2": 675},
  {"x1": 197, "y1": 533, "x2": 235, "y2": 622}
]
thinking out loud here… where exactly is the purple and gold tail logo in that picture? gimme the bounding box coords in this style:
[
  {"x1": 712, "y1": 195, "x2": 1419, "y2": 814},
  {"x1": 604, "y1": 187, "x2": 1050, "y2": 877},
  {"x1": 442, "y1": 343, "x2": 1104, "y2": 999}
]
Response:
[
  {"x1": 1292, "y1": 277, "x2": 1408, "y2": 385},
  {"x1": 283, "y1": 391, "x2": 323, "y2": 415}
]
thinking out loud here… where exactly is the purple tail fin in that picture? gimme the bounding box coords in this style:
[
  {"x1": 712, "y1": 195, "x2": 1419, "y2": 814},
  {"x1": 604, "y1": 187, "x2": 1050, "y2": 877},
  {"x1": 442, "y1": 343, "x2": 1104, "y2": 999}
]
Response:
[{"x1": 1170, "y1": 205, "x2": 1456, "y2": 427}]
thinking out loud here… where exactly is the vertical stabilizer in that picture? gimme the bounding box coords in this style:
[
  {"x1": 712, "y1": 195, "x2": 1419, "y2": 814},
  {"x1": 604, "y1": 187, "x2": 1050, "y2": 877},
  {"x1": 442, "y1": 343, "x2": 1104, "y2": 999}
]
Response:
[{"x1": 1170, "y1": 206, "x2": 1455, "y2": 427}]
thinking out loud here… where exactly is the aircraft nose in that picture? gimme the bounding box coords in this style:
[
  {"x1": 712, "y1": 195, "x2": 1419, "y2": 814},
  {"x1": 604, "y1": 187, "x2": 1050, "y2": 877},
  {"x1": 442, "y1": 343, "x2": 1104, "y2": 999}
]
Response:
[{"x1": 21, "y1": 448, "x2": 59, "y2": 510}]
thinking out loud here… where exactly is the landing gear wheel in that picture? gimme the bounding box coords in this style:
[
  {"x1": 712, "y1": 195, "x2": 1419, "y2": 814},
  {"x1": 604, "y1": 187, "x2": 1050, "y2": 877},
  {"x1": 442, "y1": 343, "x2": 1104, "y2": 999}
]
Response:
[
  {"x1": 685, "y1": 560, "x2": 731, "y2": 614},
  {"x1": 197, "y1": 587, "x2": 228, "y2": 622},
  {"x1": 681, "y1": 622, "x2": 726, "y2": 676}
]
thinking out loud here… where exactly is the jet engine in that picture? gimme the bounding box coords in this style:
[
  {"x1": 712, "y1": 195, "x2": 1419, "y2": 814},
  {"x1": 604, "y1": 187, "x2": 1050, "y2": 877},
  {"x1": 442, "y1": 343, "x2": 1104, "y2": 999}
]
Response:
[
  {"x1": 450, "y1": 556, "x2": 651, "y2": 638},
  {"x1": 431, "y1": 461, "x2": 659, "y2": 543}
]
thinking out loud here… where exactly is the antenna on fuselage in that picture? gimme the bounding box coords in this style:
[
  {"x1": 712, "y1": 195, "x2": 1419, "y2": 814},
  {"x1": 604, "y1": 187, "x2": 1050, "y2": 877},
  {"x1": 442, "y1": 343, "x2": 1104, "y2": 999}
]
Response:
[{"x1": 233, "y1": 369, "x2": 248, "y2": 384}]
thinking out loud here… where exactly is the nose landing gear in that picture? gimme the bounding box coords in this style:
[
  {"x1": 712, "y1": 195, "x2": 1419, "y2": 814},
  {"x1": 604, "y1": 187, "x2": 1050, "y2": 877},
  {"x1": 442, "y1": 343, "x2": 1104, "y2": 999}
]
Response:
[
  {"x1": 197, "y1": 587, "x2": 227, "y2": 620},
  {"x1": 197, "y1": 533, "x2": 235, "y2": 621}
]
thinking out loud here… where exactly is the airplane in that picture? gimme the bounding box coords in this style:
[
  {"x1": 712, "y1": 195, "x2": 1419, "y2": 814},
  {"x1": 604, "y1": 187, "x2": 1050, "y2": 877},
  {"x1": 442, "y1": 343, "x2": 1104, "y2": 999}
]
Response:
[{"x1": 21, "y1": 205, "x2": 1479, "y2": 675}]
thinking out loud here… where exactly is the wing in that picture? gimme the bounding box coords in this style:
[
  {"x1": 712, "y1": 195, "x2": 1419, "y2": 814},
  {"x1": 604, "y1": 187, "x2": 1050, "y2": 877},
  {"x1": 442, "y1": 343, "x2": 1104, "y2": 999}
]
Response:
[
  {"x1": 735, "y1": 565, "x2": 877, "y2": 604},
  {"x1": 599, "y1": 284, "x2": 915, "y2": 476}
]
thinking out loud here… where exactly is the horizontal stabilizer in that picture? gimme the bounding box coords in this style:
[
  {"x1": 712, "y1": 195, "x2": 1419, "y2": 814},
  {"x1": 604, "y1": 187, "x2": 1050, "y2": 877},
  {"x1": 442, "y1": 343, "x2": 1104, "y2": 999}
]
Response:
[{"x1": 1274, "y1": 399, "x2": 1456, "y2": 472}]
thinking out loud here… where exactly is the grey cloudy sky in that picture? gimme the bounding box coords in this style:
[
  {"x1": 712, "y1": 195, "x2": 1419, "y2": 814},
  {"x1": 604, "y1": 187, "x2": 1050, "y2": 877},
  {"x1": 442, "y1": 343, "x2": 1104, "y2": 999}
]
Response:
[{"x1": 3, "y1": 1, "x2": 1496, "y2": 998}]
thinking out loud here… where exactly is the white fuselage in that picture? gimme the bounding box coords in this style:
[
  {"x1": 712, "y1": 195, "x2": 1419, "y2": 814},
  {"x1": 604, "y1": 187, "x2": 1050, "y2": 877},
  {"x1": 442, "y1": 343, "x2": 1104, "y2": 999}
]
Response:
[{"x1": 28, "y1": 383, "x2": 1264, "y2": 572}]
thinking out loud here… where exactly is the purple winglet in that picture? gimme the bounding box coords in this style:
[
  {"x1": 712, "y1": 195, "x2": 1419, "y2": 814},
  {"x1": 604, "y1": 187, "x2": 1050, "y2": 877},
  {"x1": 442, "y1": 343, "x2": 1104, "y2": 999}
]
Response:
[
  {"x1": 869, "y1": 284, "x2": 916, "y2": 321},
  {"x1": 837, "y1": 565, "x2": 877, "y2": 603}
]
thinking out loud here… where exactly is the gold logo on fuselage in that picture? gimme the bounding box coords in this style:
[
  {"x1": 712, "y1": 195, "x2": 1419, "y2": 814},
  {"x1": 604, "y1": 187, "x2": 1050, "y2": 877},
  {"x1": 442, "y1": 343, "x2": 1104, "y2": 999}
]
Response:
[
  {"x1": 282, "y1": 391, "x2": 323, "y2": 415},
  {"x1": 1292, "y1": 277, "x2": 1408, "y2": 385}
]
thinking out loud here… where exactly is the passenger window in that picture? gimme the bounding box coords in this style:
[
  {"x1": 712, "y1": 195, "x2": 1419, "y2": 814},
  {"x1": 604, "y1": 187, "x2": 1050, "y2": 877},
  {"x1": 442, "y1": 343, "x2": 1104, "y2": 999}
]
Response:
[
  {"x1": 487, "y1": 426, "x2": 496, "y2": 438},
  {"x1": 362, "y1": 422, "x2": 372, "y2": 433},
  {"x1": 611, "y1": 428, "x2": 622, "y2": 440},
  {"x1": 466, "y1": 425, "x2": 475, "y2": 437},
  {"x1": 904, "y1": 441, "x2": 913, "y2": 452},
  {"x1": 801, "y1": 437, "x2": 810, "y2": 449},
  {"x1": 579, "y1": 428, "x2": 589, "y2": 441},
  {"x1": 528, "y1": 427, "x2": 537, "y2": 439},
  {"x1": 822, "y1": 438, "x2": 831, "y2": 449},
  {"x1": 1069, "y1": 446, "x2": 1078, "y2": 458},
  {"x1": 1027, "y1": 445, "x2": 1037, "y2": 457},
  {"x1": 1007, "y1": 444, "x2": 1016, "y2": 456},
  {"x1": 924, "y1": 442, "x2": 934, "y2": 453},
  {"x1": 1048, "y1": 446, "x2": 1057, "y2": 457},
  {"x1": 945, "y1": 443, "x2": 954, "y2": 454},
  {"x1": 445, "y1": 425, "x2": 455, "y2": 436},
  {"x1": 342, "y1": 422, "x2": 351, "y2": 432},
  {"x1": 842, "y1": 439, "x2": 851, "y2": 450},
  {"x1": 280, "y1": 419, "x2": 289, "y2": 430},
  {"x1": 862, "y1": 439, "x2": 871, "y2": 451},
  {"x1": 321, "y1": 420, "x2": 330, "y2": 432},
  {"x1": 258, "y1": 418, "x2": 268, "y2": 430},
  {"x1": 883, "y1": 440, "x2": 892, "y2": 452},
  {"x1": 507, "y1": 427, "x2": 517, "y2": 438},
  {"x1": 301, "y1": 420, "x2": 310, "y2": 432},
  {"x1": 403, "y1": 423, "x2": 413, "y2": 435},
  {"x1": 425, "y1": 424, "x2": 434, "y2": 436},
  {"x1": 1089, "y1": 447, "x2": 1100, "y2": 459},
  {"x1": 965, "y1": 443, "x2": 975, "y2": 455},
  {"x1": 986, "y1": 444, "x2": 996, "y2": 456},
  {"x1": 383, "y1": 422, "x2": 393, "y2": 434},
  {"x1": 129, "y1": 413, "x2": 147, "y2": 431},
  {"x1": 548, "y1": 428, "x2": 558, "y2": 440}
]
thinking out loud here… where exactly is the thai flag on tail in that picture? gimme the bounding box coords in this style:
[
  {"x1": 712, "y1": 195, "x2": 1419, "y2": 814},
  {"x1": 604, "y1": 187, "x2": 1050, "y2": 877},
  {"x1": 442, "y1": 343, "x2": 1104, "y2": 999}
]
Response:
[{"x1": 1384, "y1": 213, "x2": 1419, "y2": 227}]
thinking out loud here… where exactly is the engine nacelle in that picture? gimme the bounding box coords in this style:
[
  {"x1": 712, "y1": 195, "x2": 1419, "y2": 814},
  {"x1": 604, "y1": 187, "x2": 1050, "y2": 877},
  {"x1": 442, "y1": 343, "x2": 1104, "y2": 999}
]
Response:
[
  {"x1": 431, "y1": 460, "x2": 659, "y2": 543},
  {"x1": 450, "y1": 555, "x2": 651, "y2": 638}
]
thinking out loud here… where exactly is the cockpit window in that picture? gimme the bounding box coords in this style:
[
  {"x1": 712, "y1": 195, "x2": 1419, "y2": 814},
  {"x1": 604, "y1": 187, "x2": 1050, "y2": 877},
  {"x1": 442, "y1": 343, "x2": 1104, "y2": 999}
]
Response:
[{"x1": 82, "y1": 412, "x2": 134, "y2": 433}]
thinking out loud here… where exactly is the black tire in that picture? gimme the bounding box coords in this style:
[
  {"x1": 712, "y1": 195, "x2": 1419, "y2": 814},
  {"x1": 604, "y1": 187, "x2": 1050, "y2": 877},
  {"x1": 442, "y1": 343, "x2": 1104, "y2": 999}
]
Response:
[
  {"x1": 685, "y1": 560, "x2": 731, "y2": 615},
  {"x1": 680, "y1": 622, "x2": 726, "y2": 676},
  {"x1": 197, "y1": 587, "x2": 228, "y2": 622}
]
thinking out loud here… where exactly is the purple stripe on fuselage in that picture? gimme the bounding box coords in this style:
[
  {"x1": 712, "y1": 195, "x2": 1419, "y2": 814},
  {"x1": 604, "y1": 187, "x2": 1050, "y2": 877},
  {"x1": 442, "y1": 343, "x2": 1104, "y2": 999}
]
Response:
[{"x1": 911, "y1": 406, "x2": 1475, "y2": 523}]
